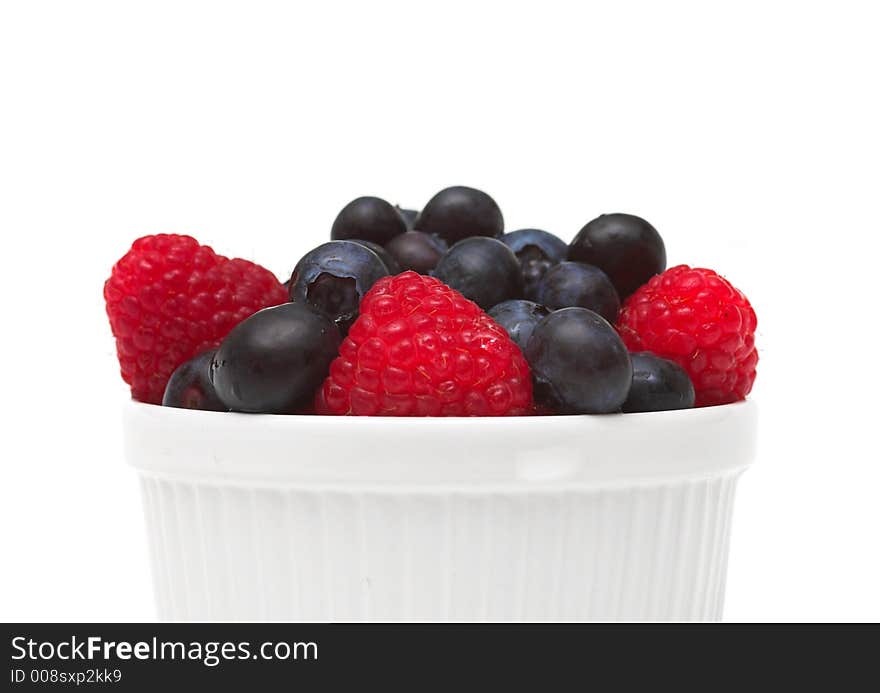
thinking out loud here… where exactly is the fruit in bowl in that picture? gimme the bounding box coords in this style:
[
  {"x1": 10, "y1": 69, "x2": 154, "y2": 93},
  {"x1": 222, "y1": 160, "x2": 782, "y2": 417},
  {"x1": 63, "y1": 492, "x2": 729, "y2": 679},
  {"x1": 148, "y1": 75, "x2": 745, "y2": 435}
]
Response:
[
  {"x1": 104, "y1": 186, "x2": 758, "y2": 416},
  {"x1": 108, "y1": 187, "x2": 760, "y2": 622}
]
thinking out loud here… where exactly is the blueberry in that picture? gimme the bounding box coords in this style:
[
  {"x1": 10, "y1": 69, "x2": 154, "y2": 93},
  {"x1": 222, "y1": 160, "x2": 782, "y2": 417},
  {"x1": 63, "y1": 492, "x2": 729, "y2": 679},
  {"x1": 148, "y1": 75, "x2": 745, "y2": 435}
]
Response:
[
  {"x1": 395, "y1": 205, "x2": 419, "y2": 230},
  {"x1": 568, "y1": 213, "x2": 666, "y2": 298},
  {"x1": 487, "y1": 300, "x2": 550, "y2": 352},
  {"x1": 211, "y1": 303, "x2": 341, "y2": 413},
  {"x1": 432, "y1": 237, "x2": 523, "y2": 309},
  {"x1": 524, "y1": 308, "x2": 632, "y2": 414},
  {"x1": 530, "y1": 261, "x2": 620, "y2": 323},
  {"x1": 414, "y1": 185, "x2": 503, "y2": 244},
  {"x1": 331, "y1": 196, "x2": 406, "y2": 245},
  {"x1": 347, "y1": 239, "x2": 402, "y2": 274},
  {"x1": 289, "y1": 241, "x2": 388, "y2": 332},
  {"x1": 500, "y1": 229, "x2": 568, "y2": 296},
  {"x1": 162, "y1": 350, "x2": 226, "y2": 411},
  {"x1": 385, "y1": 231, "x2": 448, "y2": 274},
  {"x1": 622, "y1": 352, "x2": 695, "y2": 413}
]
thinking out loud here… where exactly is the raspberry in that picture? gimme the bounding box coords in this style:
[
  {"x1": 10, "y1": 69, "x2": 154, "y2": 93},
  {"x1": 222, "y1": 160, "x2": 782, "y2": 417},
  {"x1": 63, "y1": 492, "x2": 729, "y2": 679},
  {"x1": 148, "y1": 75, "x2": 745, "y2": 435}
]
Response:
[
  {"x1": 315, "y1": 271, "x2": 533, "y2": 416},
  {"x1": 616, "y1": 265, "x2": 758, "y2": 407},
  {"x1": 104, "y1": 234, "x2": 287, "y2": 404}
]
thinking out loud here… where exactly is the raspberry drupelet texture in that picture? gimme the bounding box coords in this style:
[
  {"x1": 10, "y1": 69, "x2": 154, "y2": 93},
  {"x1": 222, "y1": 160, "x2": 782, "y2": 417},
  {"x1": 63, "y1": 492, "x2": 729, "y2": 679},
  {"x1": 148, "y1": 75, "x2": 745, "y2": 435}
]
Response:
[
  {"x1": 104, "y1": 234, "x2": 288, "y2": 404},
  {"x1": 616, "y1": 265, "x2": 758, "y2": 407},
  {"x1": 315, "y1": 271, "x2": 533, "y2": 416}
]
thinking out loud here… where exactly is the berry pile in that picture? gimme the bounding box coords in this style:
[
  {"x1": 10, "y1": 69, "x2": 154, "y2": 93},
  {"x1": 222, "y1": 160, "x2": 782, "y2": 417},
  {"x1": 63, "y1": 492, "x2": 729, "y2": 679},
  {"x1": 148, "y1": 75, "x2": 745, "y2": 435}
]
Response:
[{"x1": 105, "y1": 186, "x2": 758, "y2": 415}]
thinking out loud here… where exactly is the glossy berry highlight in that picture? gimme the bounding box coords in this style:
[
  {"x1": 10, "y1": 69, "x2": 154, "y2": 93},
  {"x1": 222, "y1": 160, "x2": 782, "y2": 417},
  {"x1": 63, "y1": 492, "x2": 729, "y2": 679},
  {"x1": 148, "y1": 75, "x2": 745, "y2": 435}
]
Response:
[
  {"x1": 331, "y1": 196, "x2": 406, "y2": 245},
  {"x1": 212, "y1": 303, "x2": 341, "y2": 413},
  {"x1": 568, "y1": 213, "x2": 666, "y2": 298},
  {"x1": 415, "y1": 185, "x2": 504, "y2": 244}
]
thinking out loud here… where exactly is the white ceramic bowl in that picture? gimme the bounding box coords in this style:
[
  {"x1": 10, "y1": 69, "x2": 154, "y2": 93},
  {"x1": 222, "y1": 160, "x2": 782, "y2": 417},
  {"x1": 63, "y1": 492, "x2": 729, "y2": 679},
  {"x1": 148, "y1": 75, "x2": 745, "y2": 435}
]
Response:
[{"x1": 124, "y1": 399, "x2": 757, "y2": 621}]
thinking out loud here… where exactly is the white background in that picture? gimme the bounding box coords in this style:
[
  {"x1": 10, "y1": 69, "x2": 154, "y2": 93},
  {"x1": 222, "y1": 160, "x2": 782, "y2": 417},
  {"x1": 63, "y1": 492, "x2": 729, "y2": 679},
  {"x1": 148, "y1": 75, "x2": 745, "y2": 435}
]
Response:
[{"x1": 1, "y1": 0, "x2": 877, "y2": 621}]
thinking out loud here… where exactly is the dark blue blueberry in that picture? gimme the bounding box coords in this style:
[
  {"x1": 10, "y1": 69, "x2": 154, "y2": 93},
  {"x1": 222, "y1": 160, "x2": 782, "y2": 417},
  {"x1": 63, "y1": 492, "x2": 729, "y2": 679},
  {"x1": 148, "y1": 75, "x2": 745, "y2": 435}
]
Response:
[
  {"x1": 414, "y1": 186, "x2": 503, "y2": 244},
  {"x1": 162, "y1": 350, "x2": 226, "y2": 411},
  {"x1": 524, "y1": 307, "x2": 632, "y2": 414},
  {"x1": 487, "y1": 300, "x2": 550, "y2": 352},
  {"x1": 385, "y1": 230, "x2": 448, "y2": 274},
  {"x1": 394, "y1": 205, "x2": 419, "y2": 230},
  {"x1": 211, "y1": 303, "x2": 341, "y2": 413},
  {"x1": 347, "y1": 239, "x2": 402, "y2": 274},
  {"x1": 289, "y1": 241, "x2": 388, "y2": 332},
  {"x1": 500, "y1": 229, "x2": 567, "y2": 296},
  {"x1": 622, "y1": 352, "x2": 695, "y2": 413},
  {"x1": 531, "y1": 261, "x2": 620, "y2": 323},
  {"x1": 331, "y1": 196, "x2": 406, "y2": 245},
  {"x1": 432, "y1": 237, "x2": 523, "y2": 309},
  {"x1": 568, "y1": 213, "x2": 666, "y2": 299}
]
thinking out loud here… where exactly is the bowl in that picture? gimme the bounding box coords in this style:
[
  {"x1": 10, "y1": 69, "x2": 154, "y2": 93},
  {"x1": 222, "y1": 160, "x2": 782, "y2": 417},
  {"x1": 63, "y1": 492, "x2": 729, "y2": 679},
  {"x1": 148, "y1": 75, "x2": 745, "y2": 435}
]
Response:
[{"x1": 123, "y1": 399, "x2": 757, "y2": 621}]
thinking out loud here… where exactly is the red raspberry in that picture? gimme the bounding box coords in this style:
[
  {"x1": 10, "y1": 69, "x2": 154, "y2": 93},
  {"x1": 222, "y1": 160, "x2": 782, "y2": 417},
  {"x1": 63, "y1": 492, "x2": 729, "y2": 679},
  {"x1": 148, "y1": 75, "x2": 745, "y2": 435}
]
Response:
[
  {"x1": 315, "y1": 271, "x2": 533, "y2": 416},
  {"x1": 616, "y1": 265, "x2": 758, "y2": 407},
  {"x1": 104, "y1": 234, "x2": 287, "y2": 404}
]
